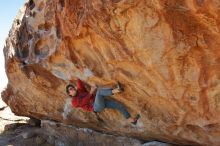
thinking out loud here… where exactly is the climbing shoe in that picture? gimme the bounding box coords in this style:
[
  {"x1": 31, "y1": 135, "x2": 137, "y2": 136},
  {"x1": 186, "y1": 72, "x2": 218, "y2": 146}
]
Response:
[
  {"x1": 131, "y1": 114, "x2": 141, "y2": 125},
  {"x1": 116, "y1": 81, "x2": 124, "y2": 92}
]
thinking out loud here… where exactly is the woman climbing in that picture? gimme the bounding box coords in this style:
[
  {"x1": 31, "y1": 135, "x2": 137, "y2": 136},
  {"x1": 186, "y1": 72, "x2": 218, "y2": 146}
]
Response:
[{"x1": 66, "y1": 79, "x2": 140, "y2": 125}]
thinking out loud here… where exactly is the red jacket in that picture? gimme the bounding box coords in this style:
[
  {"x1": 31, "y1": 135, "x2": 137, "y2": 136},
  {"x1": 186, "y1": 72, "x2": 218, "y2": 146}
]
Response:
[{"x1": 71, "y1": 79, "x2": 95, "y2": 111}]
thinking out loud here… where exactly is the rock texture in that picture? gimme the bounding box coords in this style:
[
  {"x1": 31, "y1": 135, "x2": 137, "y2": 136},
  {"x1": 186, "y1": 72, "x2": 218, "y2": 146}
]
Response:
[
  {"x1": 2, "y1": 0, "x2": 220, "y2": 145},
  {"x1": 41, "y1": 120, "x2": 142, "y2": 146}
]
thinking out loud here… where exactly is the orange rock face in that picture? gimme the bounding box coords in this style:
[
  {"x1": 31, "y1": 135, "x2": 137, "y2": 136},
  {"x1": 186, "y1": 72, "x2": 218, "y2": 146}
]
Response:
[{"x1": 2, "y1": 0, "x2": 220, "y2": 145}]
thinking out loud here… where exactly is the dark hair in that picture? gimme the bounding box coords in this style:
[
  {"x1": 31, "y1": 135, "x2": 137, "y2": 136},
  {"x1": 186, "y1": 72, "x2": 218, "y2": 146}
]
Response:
[{"x1": 66, "y1": 84, "x2": 75, "y2": 94}]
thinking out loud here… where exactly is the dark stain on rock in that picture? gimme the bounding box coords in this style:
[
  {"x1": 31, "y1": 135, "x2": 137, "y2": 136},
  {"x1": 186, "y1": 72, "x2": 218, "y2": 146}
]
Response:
[
  {"x1": 190, "y1": 96, "x2": 197, "y2": 101},
  {"x1": 23, "y1": 64, "x2": 61, "y2": 89},
  {"x1": 59, "y1": 0, "x2": 65, "y2": 8},
  {"x1": 29, "y1": 0, "x2": 35, "y2": 10}
]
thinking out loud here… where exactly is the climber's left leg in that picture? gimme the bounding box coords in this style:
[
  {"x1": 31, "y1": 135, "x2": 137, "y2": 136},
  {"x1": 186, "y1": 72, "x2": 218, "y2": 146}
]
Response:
[
  {"x1": 93, "y1": 88, "x2": 113, "y2": 112},
  {"x1": 93, "y1": 82, "x2": 124, "y2": 112}
]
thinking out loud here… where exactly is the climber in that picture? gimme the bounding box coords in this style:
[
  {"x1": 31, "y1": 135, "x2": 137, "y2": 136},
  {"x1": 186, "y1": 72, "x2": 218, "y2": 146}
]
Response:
[{"x1": 66, "y1": 79, "x2": 140, "y2": 125}]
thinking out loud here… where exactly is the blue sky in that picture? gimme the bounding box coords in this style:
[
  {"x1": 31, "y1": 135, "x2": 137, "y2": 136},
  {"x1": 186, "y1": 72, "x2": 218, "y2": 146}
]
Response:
[{"x1": 0, "y1": 0, "x2": 25, "y2": 90}]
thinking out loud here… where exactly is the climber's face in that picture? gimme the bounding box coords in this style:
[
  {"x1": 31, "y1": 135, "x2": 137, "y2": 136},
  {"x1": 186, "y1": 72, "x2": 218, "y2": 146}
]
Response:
[{"x1": 68, "y1": 87, "x2": 77, "y2": 97}]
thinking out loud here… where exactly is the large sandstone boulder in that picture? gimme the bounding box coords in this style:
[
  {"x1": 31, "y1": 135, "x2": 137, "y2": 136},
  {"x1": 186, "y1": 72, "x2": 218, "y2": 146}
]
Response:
[{"x1": 2, "y1": 0, "x2": 220, "y2": 145}]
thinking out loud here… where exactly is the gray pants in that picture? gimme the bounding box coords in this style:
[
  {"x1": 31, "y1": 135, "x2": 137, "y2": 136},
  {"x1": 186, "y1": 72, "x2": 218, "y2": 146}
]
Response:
[{"x1": 93, "y1": 88, "x2": 131, "y2": 119}]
